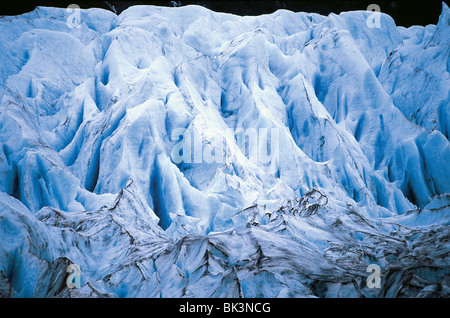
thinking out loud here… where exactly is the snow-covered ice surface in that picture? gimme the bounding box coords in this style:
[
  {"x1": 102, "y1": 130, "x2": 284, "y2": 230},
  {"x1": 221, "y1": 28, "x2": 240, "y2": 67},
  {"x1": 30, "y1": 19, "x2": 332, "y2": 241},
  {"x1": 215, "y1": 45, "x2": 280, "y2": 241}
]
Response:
[{"x1": 0, "y1": 3, "x2": 449, "y2": 298}]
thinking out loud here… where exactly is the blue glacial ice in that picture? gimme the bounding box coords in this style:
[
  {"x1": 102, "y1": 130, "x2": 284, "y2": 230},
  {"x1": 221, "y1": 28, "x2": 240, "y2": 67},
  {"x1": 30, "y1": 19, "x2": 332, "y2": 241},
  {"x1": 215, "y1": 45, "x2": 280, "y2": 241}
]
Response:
[{"x1": 0, "y1": 3, "x2": 449, "y2": 297}]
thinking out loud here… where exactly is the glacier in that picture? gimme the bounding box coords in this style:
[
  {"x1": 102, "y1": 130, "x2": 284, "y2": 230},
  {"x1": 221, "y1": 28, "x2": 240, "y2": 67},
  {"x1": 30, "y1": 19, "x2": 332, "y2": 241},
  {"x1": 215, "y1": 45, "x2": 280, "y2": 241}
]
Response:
[{"x1": 0, "y1": 3, "x2": 449, "y2": 298}]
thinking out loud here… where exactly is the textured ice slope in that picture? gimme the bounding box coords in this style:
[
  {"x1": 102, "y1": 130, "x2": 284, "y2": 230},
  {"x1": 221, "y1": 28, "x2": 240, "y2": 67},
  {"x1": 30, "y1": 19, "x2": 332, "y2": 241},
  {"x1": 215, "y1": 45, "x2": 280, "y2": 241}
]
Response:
[{"x1": 0, "y1": 4, "x2": 449, "y2": 297}]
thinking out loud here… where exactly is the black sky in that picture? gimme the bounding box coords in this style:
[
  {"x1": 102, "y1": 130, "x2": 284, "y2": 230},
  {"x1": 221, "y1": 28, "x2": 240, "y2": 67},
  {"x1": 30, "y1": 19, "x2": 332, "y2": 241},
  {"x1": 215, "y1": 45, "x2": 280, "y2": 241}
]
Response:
[{"x1": 0, "y1": 0, "x2": 446, "y2": 27}]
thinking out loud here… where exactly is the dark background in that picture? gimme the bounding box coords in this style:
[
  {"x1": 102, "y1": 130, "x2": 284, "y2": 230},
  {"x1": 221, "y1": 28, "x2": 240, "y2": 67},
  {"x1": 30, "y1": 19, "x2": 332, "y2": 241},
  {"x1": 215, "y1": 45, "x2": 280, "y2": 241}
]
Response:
[{"x1": 0, "y1": 0, "x2": 446, "y2": 27}]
